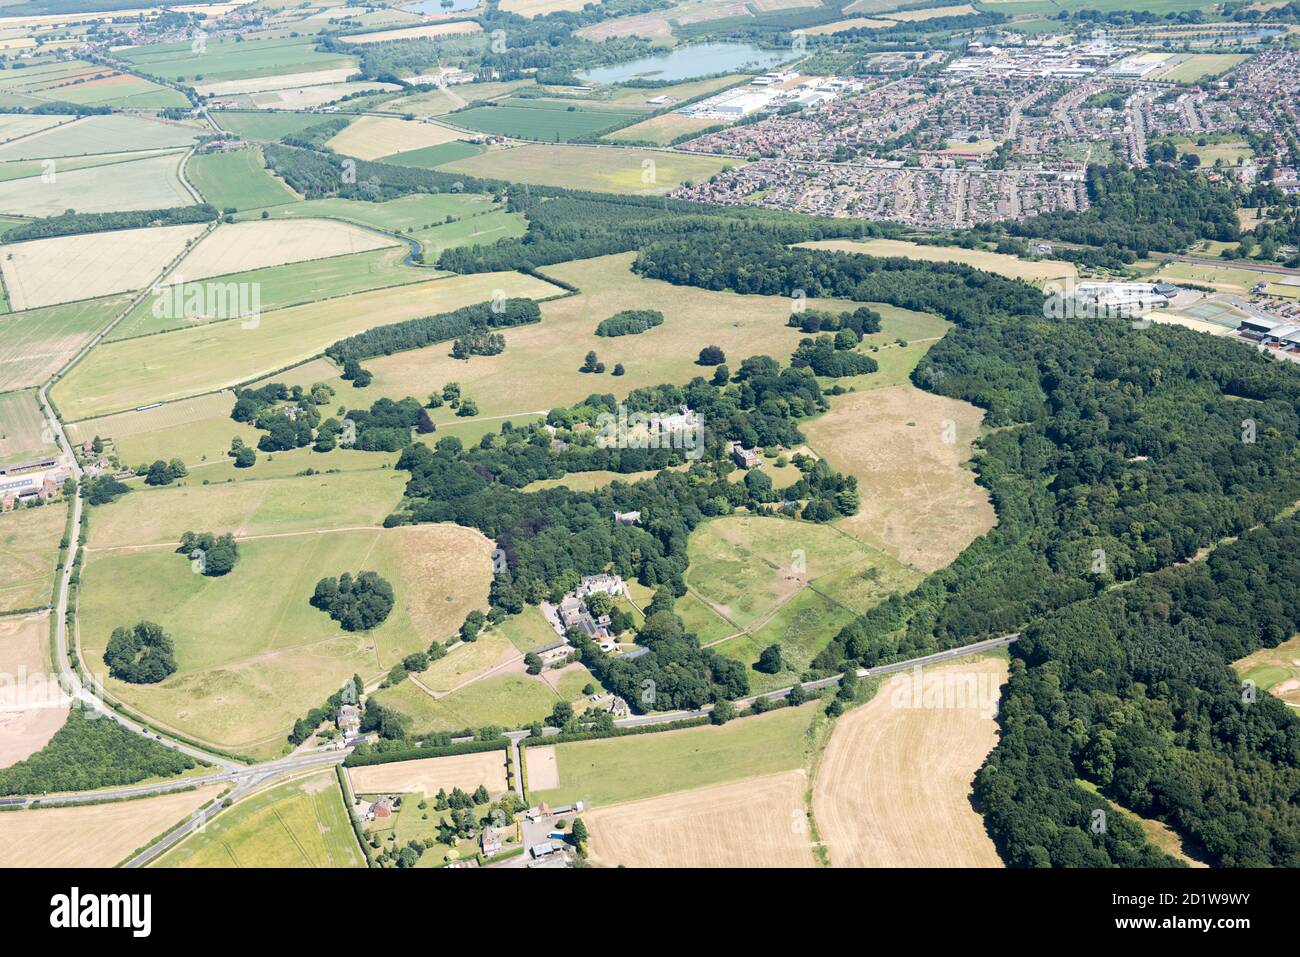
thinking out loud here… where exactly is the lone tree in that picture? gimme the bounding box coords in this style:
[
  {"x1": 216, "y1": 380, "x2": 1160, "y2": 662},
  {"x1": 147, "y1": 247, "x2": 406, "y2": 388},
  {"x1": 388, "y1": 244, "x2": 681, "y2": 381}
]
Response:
[
  {"x1": 697, "y1": 345, "x2": 726, "y2": 366},
  {"x1": 104, "y1": 621, "x2": 177, "y2": 684},
  {"x1": 756, "y1": 643, "x2": 784, "y2": 674},
  {"x1": 311, "y1": 571, "x2": 395, "y2": 631}
]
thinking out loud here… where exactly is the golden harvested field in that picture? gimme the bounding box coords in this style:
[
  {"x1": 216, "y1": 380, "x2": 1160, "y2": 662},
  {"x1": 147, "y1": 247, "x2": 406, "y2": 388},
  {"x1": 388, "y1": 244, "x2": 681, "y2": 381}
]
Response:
[
  {"x1": 52, "y1": 270, "x2": 559, "y2": 421},
  {"x1": 327, "y1": 116, "x2": 467, "y2": 160},
  {"x1": 500, "y1": 0, "x2": 591, "y2": 14},
  {"x1": 1, "y1": 223, "x2": 206, "y2": 311},
  {"x1": 0, "y1": 784, "x2": 224, "y2": 867},
  {"x1": 813, "y1": 657, "x2": 1007, "y2": 868},
  {"x1": 585, "y1": 771, "x2": 816, "y2": 868},
  {"x1": 888, "y1": 2, "x2": 974, "y2": 18},
  {"x1": 801, "y1": 16, "x2": 894, "y2": 32},
  {"x1": 347, "y1": 750, "x2": 508, "y2": 797},
  {"x1": 805, "y1": 386, "x2": 995, "y2": 573},
  {"x1": 0, "y1": 503, "x2": 65, "y2": 614},
  {"x1": 177, "y1": 219, "x2": 397, "y2": 280},
  {"x1": 798, "y1": 238, "x2": 1077, "y2": 284},
  {"x1": 343, "y1": 21, "x2": 482, "y2": 42},
  {"x1": 0, "y1": 614, "x2": 66, "y2": 769}
]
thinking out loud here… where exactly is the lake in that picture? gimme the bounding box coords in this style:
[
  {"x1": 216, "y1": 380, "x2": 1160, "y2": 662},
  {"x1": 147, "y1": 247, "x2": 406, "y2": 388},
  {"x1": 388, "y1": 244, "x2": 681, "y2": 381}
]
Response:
[{"x1": 579, "y1": 42, "x2": 794, "y2": 85}]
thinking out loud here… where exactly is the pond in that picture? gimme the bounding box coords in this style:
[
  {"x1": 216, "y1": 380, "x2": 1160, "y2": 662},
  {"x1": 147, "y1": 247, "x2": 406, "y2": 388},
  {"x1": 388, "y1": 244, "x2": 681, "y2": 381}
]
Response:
[{"x1": 578, "y1": 42, "x2": 795, "y2": 85}]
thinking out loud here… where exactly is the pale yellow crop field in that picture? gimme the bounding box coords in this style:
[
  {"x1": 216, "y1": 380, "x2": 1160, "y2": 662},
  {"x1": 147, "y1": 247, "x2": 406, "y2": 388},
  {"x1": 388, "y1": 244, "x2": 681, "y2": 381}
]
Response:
[
  {"x1": 1, "y1": 223, "x2": 206, "y2": 311},
  {"x1": 195, "y1": 67, "x2": 359, "y2": 97},
  {"x1": 176, "y1": 219, "x2": 397, "y2": 281},
  {"x1": 0, "y1": 152, "x2": 192, "y2": 218},
  {"x1": 798, "y1": 238, "x2": 1077, "y2": 284},
  {"x1": 347, "y1": 750, "x2": 509, "y2": 797},
  {"x1": 813, "y1": 657, "x2": 1007, "y2": 867},
  {"x1": 805, "y1": 385, "x2": 995, "y2": 573},
  {"x1": 327, "y1": 116, "x2": 467, "y2": 160},
  {"x1": 585, "y1": 771, "x2": 817, "y2": 867},
  {"x1": 343, "y1": 21, "x2": 482, "y2": 43},
  {"x1": 0, "y1": 784, "x2": 224, "y2": 867}
]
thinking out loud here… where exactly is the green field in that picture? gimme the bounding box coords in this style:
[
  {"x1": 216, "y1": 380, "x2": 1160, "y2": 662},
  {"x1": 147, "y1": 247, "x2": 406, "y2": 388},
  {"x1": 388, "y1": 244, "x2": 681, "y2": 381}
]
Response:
[
  {"x1": 0, "y1": 115, "x2": 198, "y2": 161},
  {"x1": 156, "y1": 771, "x2": 365, "y2": 867},
  {"x1": 0, "y1": 499, "x2": 64, "y2": 613},
  {"x1": 107, "y1": 246, "x2": 430, "y2": 342},
  {"x1": 212, "y1": 110, "x2": 335, "y2": 142},
  {"x1": 449, "y1": 99, "x2": 644, "y2": 140},
  {"x1": 1158, "y1": 53, "x2": 1250, "y2": 84},
  {"x1": 0, "y1": 295, "x2": 128, "y2": 392},
  {"x1": 374, "y1": 672, "x2": 560, "y2": 733},
  {"x1": 0, "y1": 388, "x2": 54, "y2": 467},
  {"x1": 380, "y1": 140, "x2": 486, "y2": 168},
  {"x1": 120, "y1": 36, "x2": 355, "y2": 86},
  {"x1": 51, "y1": 270, "x2": 561, "y2": 421},
  {"x1": 85, "y1": 467, "x2": 408, "y2": 549},
  {"x1": 439, "y1": 144, "x2": 740, "y2": 195},
  {"x1": 530, "y1": 703, "x2": 820, "y2": 808},
  {"x1": 0, "y1": 151, "x2": 192, "y2": 217},
  {"x1": 187, "y1": 148, "x2": 297, "y2": 212},
  {"x1": 238, "y1": 192, "x2": 497, "y2": 232},
  {"x1": 80, "y1": 517, "x2": 492, "y2": 752},
  {"x1": 46, "y1": 73, "x2": 188, "y2": 111},
  {"x1": 411, "y1": 209, "x2": 528, "y2": 260}
]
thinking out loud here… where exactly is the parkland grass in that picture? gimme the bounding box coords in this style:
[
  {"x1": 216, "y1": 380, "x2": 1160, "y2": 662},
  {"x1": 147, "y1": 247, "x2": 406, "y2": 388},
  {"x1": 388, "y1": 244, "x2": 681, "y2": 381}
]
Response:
[{"x1": 187, "y1": 147, "x2": 297, "y2": 211}]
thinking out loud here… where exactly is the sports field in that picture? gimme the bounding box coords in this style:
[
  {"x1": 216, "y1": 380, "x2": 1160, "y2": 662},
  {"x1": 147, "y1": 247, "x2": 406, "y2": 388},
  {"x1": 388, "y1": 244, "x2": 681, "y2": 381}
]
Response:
[
  {"x1": 0, "y1": 502, "x2": 65, "y2": 614},
  {"x1": 529, "y1": 703, "x2": 819, "y2": 808},
  {"x1": 347, "y1": 750, "x2": 508, "y2": 797},
  {"x1": 175, "y1": 218, "x2": 397, "y2": 281},
  {"x1": 585, "y1": 770, "x2": 816, "y2": 867},
  {"x1": 80, "y1": 521, "x2": 493, "y2": 752},
  {"x1": 798, "y1": 238, "x2": 1077, "y2": 284},
  {"x1": 1, "y1": 223, "x2": 205, "y2": 312},
  {"x1": 805, "y1": 385, "x2": 996, "y2": 573},
  {"x1": 0, "y1": 783, "x2": 224, "y2": 868},
  {"x1": 0, "y1": 388, "x2": 54, "y2": 467},
  {"x1": 0, "y1": 151, "x2": 192, "y2": 217},
  {"x1": 326, "y1": 115, "x2": 467, "y2": 161},
  {"x1": 439, "y1": 143, "x2": 739, "y2": 195},
  {"x1": 813, "y1": 656, "x2": 1007, "y2": 867},
  {"x1": 1156, "y1": 53, "x2": 1249, "y2": 83},
  {"x1": 187, "y1": 147, "x2": 296, "y2": 211},
  {"x1": 0, "y1": 295, "x2": 128, "y2": 391},
  {"x1": 51, "y1": 270, "x2": 559, "y2": 421},
  {"x1": 449, "y1": 100, "x2": 644, "y2": 141},
  {"x1": 156, "y1": 772, "x2": 363, "y2": 868}
]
